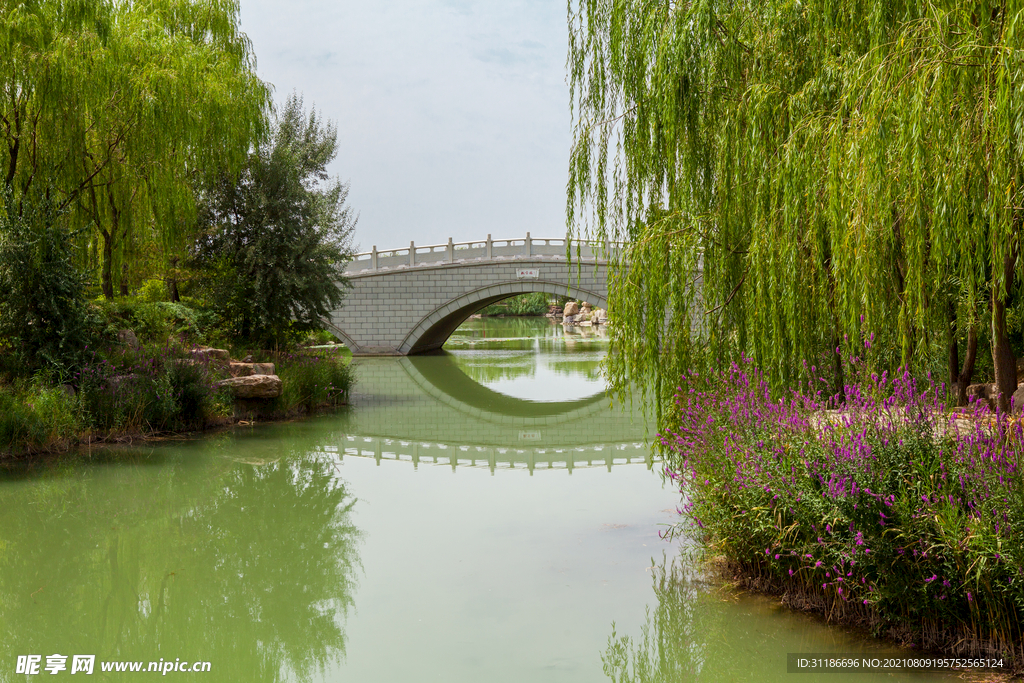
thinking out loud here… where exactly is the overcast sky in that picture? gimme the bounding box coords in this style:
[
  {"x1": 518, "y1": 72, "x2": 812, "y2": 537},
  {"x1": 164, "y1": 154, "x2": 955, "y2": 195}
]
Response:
[{"x1": 238, "y1": 0, "x2": 571, "y2": 253}]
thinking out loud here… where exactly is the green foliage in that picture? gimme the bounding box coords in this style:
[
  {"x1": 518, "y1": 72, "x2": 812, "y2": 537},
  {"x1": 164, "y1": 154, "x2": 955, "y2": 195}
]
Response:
[
  {"x1": 0, "y1": 383, "x2": 82, "y2": 453},
  {"x1": 192, "y1": 94, "x2": 356, "y2": 348},
  {"x1": 663, "y1": 363, "x2": 1023, "y2": 662},
  {"x1": 0, "y1": 195, "x2": 92, "y2": 376},
  {"x1": 92, "y1": 298, "x2": 217, "y2": 345},
  {"x1": 568, "y1": 0, "x2": 1024, "y2": 414},
  {"x1": 135, "y1": 278, "x2": 171, "y2": 303},
  {"x1": 276, "y1": 352, "x2": 354, "y2": 413},
  {"x1": 0, "y1": 0, "x2": 271, "y2": 298},
  {"x1": 76, "y1": 346, "x2": 226, "y2": 433},
  {"x1": 479, "y1": 293, "x2": 551, "y2": 316}
]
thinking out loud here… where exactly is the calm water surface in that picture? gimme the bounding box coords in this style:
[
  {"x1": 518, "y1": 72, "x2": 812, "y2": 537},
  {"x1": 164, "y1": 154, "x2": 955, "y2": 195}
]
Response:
[{"x1": 0, "y1": 318, "x2": 968, "y2": 681}]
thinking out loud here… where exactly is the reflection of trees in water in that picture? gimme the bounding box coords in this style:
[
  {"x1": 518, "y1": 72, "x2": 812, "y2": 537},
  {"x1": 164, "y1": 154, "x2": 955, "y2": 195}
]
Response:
[
  {"x1": 448, "y1": 351, "x2": 537, "y2": 383},
  {"x1": 0, "y1": 447, "x2": 360, "y2": 683},
  {"x1": 603, "y1": 558, "x2": 891, "y2": 683},
  {"x1": 452, "y1": 316, "x2": 562, "y2": 340},
  {"x1": 603, "y1": 558, "x2": 710, "y2": 683}
]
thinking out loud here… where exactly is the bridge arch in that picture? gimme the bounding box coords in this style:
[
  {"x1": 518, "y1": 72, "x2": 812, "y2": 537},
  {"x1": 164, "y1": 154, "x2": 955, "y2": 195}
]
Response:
[
  {"x1": 399, "y1": 280, "x2": 607, "y2": 354},
  {"x1": 327, "y1": 236, "x2": 612, "y2": 355}
]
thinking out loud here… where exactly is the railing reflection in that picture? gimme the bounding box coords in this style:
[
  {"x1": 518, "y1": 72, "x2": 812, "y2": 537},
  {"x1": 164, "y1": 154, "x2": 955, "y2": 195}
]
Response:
[{"x1": 323, "y1": 435, "x2": 657, "y2": 474}]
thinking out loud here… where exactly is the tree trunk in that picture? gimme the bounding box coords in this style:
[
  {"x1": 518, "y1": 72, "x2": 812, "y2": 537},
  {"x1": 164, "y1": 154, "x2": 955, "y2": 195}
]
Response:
[
  {"x1": 119, "y1": 261, "x2": 129, "y2": 297},
  {"x1": 958, "y1": 324, "x2": 978, "y2": 407},
  {"x1": 102, "y1": 189, "x2": 121, "y2": 298},
  {"x1": 947, "y1": 298, "x2": 978, "y2": 406},
  {"x1": 991, "y1": 249, "x2": 1018, "y2": 413},
  {"x1": 100, "y1": 228, "x2": 114, "y2": 299},
  {"x1": 167, "y1": 256, "x2": 181, "y2": 302}
]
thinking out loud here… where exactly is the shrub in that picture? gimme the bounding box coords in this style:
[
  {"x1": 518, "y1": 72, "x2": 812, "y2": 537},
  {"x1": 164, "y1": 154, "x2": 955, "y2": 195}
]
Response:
[
  {"x1": 76, "y1": 346, "x2": 222, "y2": 433},
  {"x1": 0, "y1": 193, "x2": 92, "y2": 377},
  {"x1": 92, "y1": 298, "x2": 217, "y2": 346},
  {"x1": 662, "y1": 360, "x2": 1023, "y2": 663},
  {"x1": 480, "y1": 293, "x2": 551, "y2": 316},
  {"x1": 276, "y1": 351, "x2": 353, "y2": 412},
  {"x1": 0, "y1": 383, "x2": 82, "y2": 453}
]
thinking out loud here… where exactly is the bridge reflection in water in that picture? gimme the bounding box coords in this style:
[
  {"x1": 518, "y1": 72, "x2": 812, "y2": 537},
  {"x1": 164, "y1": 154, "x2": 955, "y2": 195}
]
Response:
[{"x1": 331, "y1": 353, "x2": 654, "y2": 473}]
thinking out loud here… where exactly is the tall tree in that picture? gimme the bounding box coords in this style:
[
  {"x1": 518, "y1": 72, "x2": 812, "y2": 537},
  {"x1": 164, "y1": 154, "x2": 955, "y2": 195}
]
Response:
[
  {"x1": 568, "y1": 0, "x2": 1024, "y2": 412},
  {"x1": 0, "y1": 0, "x2": 271, "y2": 298},
  {"x1": 192, "y1": 94, "x2": 356, "y2": 347}
]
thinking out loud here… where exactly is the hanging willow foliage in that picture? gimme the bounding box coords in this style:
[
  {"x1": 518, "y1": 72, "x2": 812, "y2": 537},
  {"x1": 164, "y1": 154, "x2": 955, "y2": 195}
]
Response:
[
  {"x1": 0, "y1": 0, "x2": 271, "y2": 298},
  {"x1": 568, "y1": 0, "x2": 1024, "y2": 414}
]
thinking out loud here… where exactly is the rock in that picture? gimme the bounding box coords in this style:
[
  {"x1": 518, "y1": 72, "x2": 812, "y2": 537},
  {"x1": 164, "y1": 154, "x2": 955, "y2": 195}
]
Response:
[
  {"x1": 966, "y1": 383, "x2": 996, "y2": 409},
  {"x1": 216, "y1": 374, "x2": 282, "y2": 399},
  {"x1": 591, "y1": 308, "x2": 606, "y2": 324},
  {"x1": 117, "y1": 329, "x2": 140, "y2": 348},
  {"x1": 228, "y1": 362, "x2": 276, "y2": 378},
  {"x1": 60, "y1": 383, "x2": 76, "y2": 398},
  {"x1": 191, "y1": 347, "x2": 230, "y2": 365},
  {"x1": 1017, "y1": 357, "x2": 1024, "y2": 383},
  {"x1": 1013, "y1": 384, "x2": 1024, "y2": 413},
  {"x1": 563, "y1": 301, "x2": 579, "y2": 317},
  {"x1": 579, "y1": 320, "x2": 593, "y2": 327},
  {"x1": 563, "y1": 314, "x2": 576, "y2": 325}
]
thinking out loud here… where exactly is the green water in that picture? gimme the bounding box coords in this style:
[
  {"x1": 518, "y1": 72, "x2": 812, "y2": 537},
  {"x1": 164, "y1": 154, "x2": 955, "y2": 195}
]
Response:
[{"x1": 0, "y1": 318, "x2": 973, "y2": 682}]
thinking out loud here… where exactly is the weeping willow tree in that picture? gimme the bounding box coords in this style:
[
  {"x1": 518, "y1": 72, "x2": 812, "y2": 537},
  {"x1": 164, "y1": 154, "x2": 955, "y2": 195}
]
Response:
[
  {"x1": 1, "y1": 0, "x2": 271, "y2": 298},
  {"x1": 568, "y1": 0, "x2": 1024, "y2": 413}
]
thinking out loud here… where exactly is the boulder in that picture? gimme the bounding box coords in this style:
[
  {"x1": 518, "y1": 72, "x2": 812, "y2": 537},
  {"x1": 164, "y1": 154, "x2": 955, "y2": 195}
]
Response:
[
  {"x1": 191, "y1": 346, "x2": 230, "y2": 363},
  {"x1": 228, "y1": 362, "x2": 276, "y2": 378},
  {"x1": 216, "y1": 374, "x2": 282, "y2": 399},
  {"x1": 117, "y1": 329, "x2": 140, "y2": 348},
  {"x1": 1013, "y1": 384, "x2": 1024, "y2": 414},
  {"x1": 966, "y1": 383, "x2": 996, "y2": 409},
  {"x1": 563, "y1": 301, "x2": 579, "y2": 317},
  {"x1": 591, "y1": 308, "x2": 606, "y2": 324}
]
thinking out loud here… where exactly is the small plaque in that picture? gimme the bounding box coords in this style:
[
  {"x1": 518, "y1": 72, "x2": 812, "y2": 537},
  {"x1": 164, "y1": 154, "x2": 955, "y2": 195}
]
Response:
[
  {"x1": 518, "y1": 431, "x2": 542, "y2": 441},
  {"x1": 516, "y1": 268, "x2": 539, "y2": 279}
]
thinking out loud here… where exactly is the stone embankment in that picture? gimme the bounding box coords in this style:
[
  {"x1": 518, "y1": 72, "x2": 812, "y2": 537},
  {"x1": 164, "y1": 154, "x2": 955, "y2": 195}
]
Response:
[
  {"x1": 547, "y1": 301, "x2": 609, "y2": 327},
  {"x1": 187, "y1": 347, "x2": 283, "y2": 406}
]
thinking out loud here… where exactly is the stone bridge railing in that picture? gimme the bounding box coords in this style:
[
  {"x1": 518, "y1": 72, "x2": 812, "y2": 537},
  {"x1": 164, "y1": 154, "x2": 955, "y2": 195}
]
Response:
[{"x1": 345, "y1": 233, "x2": 621, "y2": 275}]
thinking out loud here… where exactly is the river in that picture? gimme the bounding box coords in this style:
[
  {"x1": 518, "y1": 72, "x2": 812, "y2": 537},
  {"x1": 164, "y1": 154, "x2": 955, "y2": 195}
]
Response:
[{"x1": 0, "y1": 318, "x2": 970, "y2": 681}]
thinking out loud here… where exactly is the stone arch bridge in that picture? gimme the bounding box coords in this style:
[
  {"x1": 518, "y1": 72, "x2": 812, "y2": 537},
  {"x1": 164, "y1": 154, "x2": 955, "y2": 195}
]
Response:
[{"x1": 329, "y1": 234, "x2": 614, "y2": 355}]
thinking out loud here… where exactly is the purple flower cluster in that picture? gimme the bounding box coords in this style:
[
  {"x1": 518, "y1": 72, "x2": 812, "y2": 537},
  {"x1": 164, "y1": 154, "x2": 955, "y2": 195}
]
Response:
[{"x1": 660, "y1": 358, "x2": 1022, "y2": 647}]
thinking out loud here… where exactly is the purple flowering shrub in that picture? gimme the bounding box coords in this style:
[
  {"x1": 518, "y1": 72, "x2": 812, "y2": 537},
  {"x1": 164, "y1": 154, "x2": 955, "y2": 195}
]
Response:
[
  {"x1": 76, "y1": 345, "x2": 226, "y2": 432},
  {"x1": 661, "y1": 359, "x2": 1022, "y2": 658}
]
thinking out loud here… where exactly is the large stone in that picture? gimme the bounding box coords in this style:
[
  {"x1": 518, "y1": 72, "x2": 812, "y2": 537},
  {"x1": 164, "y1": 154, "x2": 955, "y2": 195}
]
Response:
[
  {"x1": 966, "y1": 383, "x2": 996, "y2": 409},
  {"x1": 563, "y1": 301, "x2": 579, "y2": 317},
  {"x1": 1013, "y1": 384, "x2": 1024, "y2": 414},
  {"x1": 228, "y1": 362, "x2": 276, "y2": 378},
  {"x1": 191, "y1": 346, "x2": 230, "y2": 363},
  {"x1": 591, "y1": 308, "x2": 606, "y2": 324},
  {"x1": 216, "y1": 374, "x2": 282, "y2": 399},
  {"x1": 117, "y1": 329, "x2": 140, "y2": 348}
]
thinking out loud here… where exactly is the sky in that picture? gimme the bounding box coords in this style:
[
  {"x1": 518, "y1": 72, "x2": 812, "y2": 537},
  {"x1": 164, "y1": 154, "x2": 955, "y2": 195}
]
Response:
[{"x1": 238, "y1": 0, "x2": 572, "y2": 254}]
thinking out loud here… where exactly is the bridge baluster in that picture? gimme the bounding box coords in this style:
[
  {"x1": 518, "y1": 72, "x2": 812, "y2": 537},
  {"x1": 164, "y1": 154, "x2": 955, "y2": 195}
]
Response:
[
  {"x1": 486, "y1": 233, "x2": 492, "y2": 260},
  {"x1": 525, "y1": 231, "x2": 532, "y2": 257},
  {"x1": 371, "y1": 246, "x2": 378, "y2": 270},
  {"x1": 447, "y1": 237, "x2": 454, "y2": 263},
  {"x1": 409, "y1": 241, "x2": 415, "y2": 267}
]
